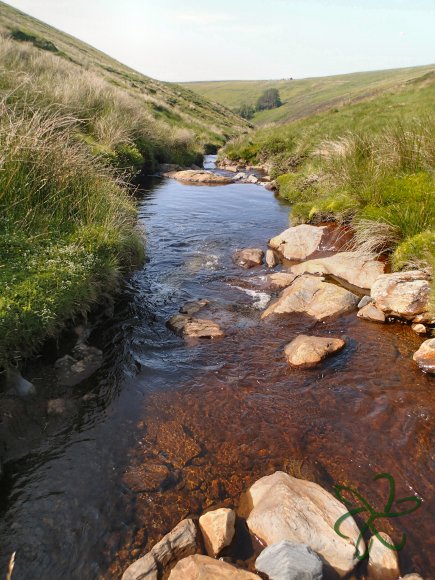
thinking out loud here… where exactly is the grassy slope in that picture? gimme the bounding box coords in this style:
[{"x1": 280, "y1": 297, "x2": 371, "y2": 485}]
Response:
[
  {"x1": 0, "y1": 1, "x2": 248, "y2": 365},
  {"x1": 183, "y1": 65, "x2": 435, "y2": 125},
  {"x1": 222, "y1": 73, "x2": 435, "y2": 307}
]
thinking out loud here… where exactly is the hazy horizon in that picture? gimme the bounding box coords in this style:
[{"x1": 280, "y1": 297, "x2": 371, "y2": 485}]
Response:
[{"x1": 4, "y1": 0, "x2": 435, "y2": 82}]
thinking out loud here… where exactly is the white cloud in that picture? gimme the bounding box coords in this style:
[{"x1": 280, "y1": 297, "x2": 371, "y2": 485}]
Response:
[{"x1": 172, "y1": 10, "x2": 233, "y2": 24}]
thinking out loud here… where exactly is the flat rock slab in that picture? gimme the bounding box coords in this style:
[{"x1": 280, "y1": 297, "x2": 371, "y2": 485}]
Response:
[
  {"x1": 357, "y1": 303, "x2": 386, "y2": 323},
  {"x1": 284, "y1": 335, "x2": 345, "y2": 367},
  {"x1": 246, "y1": 471, "x2": 362, "y2": 577},
  {"x1": 290, "y1": 252, "x2": 385, "y2": 290},
  {"x1": 413, "y1": 338, "x2": 435, "y2": 374},
  {"x1": 169, "y1": 555, "x2": 260, "y2": 579},
  {"x1": 165, "y1": 170, "x2": 232, "y2": 184},
  {"x1": 233, "y1": 248, "x2": 264, "y2": 268},
  {"x1": 269, "y1": 225, "x2": 327, "y2": 261},
  {"x1": 167, "y1": 314, "x2": 224, "y2": 339},
  {"x1": 367, "y1": 532, "x2": 400, "y2": 580},
  {"x1": 371, "y1": 270, "x2": 431, "y2": 320},
  {"x1": 147, "y1": 419, "x2": 201, "y2": 468},
  {"x1": 255, "y1": 540, "x2": 323, "y2": 580},
  {"x1": 261, "y1": 274, "x2": 359, "y2": 320},
  {"x1": 199, "y1": 507, "x2": 236, "y2": 556},
  {"x1": 122, "y1": 519, "x2": 198, "y2": 580}
]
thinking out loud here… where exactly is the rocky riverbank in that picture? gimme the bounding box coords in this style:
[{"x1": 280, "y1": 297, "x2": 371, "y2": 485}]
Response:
[{"x1": 122, "y1": 216, "x2": 433, "y2": 579}]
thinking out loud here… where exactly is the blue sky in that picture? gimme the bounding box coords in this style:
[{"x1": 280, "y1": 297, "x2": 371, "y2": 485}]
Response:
[{"x1": 6, "y1": 0, "x2": 435, "y2": 81}]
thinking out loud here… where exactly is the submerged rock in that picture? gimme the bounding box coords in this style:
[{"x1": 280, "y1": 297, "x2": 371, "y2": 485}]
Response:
[
  {"x1": 233, "y1": 248, "x2": 264, "y2": 268},
  {"x1": 371, "y1": 270, "x2": 431, "y2": 320},
  {"x1": 164, "y1": 169, "x2": 232, "y2": 184},
  {"x1": 413, "y1": 338, "x2": 435, "y2": 374},
  {"x1": 169, "y1": 555, "x2": 260, "y2": 579},
  {"x1": 357, "y1": 303, "x2": 386, "y2": 323},
  {"x1": 265, "y1": 249, "x2": 278, "y2": 268},
  {"x1": 167, "y1": 314, "x2": 224, "y2": 339},
  {"x1": 269, "y1": 225, "x2": 327, "y2": 261},
  {"x1": 290, "y1": 252, "x2": 385, "y2": 290},
  {"x1": 367, "y1": 532, "x2": 400, "y2": 580},
  {"x1": 199, "y1": 508, "x2": 236, "y2": 556},
  {"x1": 54, "y1": 344, "x2": 103, "y2": 387},
  {"x1": 261, "y1": 275, "x2": 358, "y2": 320},
  {"x1": 284, "y1": 335, "x2": 345, "y2": 367},
  {"x1": 6, "y1": 369, "x2": 36, "y2": 397},
  {"x1": 246, "y1": 471, "x2": 362, "y2": 576},
  {"x1": 255, "y1": 540, "x2": 323, "y2": 580},
  {"x1": 122, "y1": 519, "x2": 198, "y2": 580},
  {"x1": 179, "y1": 299, "x2": 209, "y2": 316}
]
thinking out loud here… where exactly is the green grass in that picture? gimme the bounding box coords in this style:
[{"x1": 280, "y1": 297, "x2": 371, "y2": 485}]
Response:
[
  {"x1": 182, "y1": 65, "x2": 435, "y2": 126},
  {"x1": 0, "y1": 2, "x2": 248, "y2": 365}
]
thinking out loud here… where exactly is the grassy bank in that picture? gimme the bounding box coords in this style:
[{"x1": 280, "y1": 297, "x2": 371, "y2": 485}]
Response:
[
  {"x1": 0, "y1": 3, "x2": 248, "y2": 365},
  {"x1": 222, "y1": 76, "x2": 435, "y2": 306}
]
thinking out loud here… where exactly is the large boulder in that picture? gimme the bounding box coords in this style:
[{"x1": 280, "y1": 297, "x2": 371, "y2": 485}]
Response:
[
  {"x1": 290, "y1": 252, "x2": 385, "y2": 290},
  {"x1": 169, "y1": 555, "x2": 260, "y2": 579},
  {"x1": 367, "y1": 532, "x2": 400, "y2": 580},
  {"x1": 284, "y1": 335, "x2": 345, "y2": 367},
  {"x1": 269, "y1": 225, "x2": 327, "y2": 261},
  {"x1": 233, "y1": 248, "x2": 264, "y2": 268},
  {"x1": 371, "y1": 271, "x2": 431, "y2": 320},
  {"x1": 122, "y1": 519, "x2": 198, "y2": 580},
  {"x1": 167, "y1": 315, "x2": 224, "y2": 339},
  {"x1": 246, "y1": 471, "x2": 362, "y2": 576},
  {"x1": 255, "y1": 540, "x2": 323, "y2": 580},
  {"x1": 261, "y1": 275, "x2": 359, "y2": 320},
  {"x1": 265, "y1": 249, "x2": 279, "y2": 268},
  {"x1": 199, "y1": 508, "x2": 236, "y2": 556},
  {"x1": 413, "y1": 338, "x2": 435, "y2": 375},
  {"x1": 165, "y1": 170, "x2": 232, "y2": 184}
]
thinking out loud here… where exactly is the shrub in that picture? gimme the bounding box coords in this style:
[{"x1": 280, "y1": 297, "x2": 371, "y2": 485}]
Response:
[{"x1": 256, "y1": 88, "x2": 282, "y2": 111}]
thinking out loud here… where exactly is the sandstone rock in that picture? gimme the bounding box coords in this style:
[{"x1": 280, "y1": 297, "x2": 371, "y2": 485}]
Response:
[
  {"x1": 167, "y1": 314, "x2": 224, "y2": 339},
  {"x1": 165, "y1": 170, "x2": 232, "y2": 184},
  {"x1": 234, "y1": 172, "x2": 248, "y2": 181},
  {"x1": 159, "y1": 163, "x2": 183, "y2": 174},
  {"x1": 367, "y1": 532, "x2": 400, "y2": 580},
  {"x1": 264, "y1": 180, "x2": 278, "y2": 191},
  {"x1": 284, "y1": 335, "x2": 345, "y2": 367},
  {"x1": 413, "y1": 339, "x2": 435, "y2": 374},
  {"x1": 199, "y1": 508, "x2": 236, "y2": 556},
  {"x1": 290, "y1": 252, "x2": 385, "y2": 290},
  {"x1": 265, "y1": 249, "x2": 278, "y2": 268},
  {"x1": 255, "y1": 540, "x2": 323, "y2": 580},
  {"x1": 267, "y1": 272, "x2": 297, "y2": 289},
  {"x1": 357, "y1": 303, "x2": 386, "y2": 323},
  {"x1": 47, "y1": 399, "x2": 68, "y2": 415},
  {"x1": 123, "y1": 519, "x2": 198, "y2": 580},
  {"x1": 246, "y1": 471, "x2": 362, "y2": 576},
  {"x1": 371, "y1": 271, "x2": 430, "y2": 320},
  {"x1": 122, "y1": 553, "x2": 158, "y2": 580},
  {"x1": 358, "y1": 295, "x2": 373, "y2": 309},
  {"x1": 269, "y1": 225, "x2": 326, "y2": 261},
  {"x1": 179, "y1": 299, "x2": 209, "y2": 316},
  {"x1": 413, "y1": 312, "x2": 434, "y2": 324},
  {"x1": 401, "y1": 575, "x2": 424, "y2": 579},
  {"x1": 261, "y1": 275, "x2": 359, "y2": 320},
  {"x1": 411, "y1": 323, "x2": 427, "y2": 335},
  {"x1": 169, "y1": 555, "x2": 260, "y2": 579},
  {"x1": 233, "y1": 248, "x2": 264, "y2": 268},
  {"x1": 247, "y1": 174, "x2": 259, "y2": 184}
]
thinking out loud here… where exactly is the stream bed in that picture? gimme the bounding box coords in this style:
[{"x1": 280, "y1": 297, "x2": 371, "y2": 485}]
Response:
[{"x1": 0, "y1": 157, "x2": 433, "y2": 579}]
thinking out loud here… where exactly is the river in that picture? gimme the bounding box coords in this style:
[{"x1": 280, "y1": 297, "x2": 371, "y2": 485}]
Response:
[{"x1": 0, "y1": 157, "x2": 433, "y2": 579}]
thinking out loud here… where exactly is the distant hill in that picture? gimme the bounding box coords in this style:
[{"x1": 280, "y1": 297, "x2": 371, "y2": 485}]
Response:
[{"x1": 182, "y1": 65, "x2": 435, "y2": 125}]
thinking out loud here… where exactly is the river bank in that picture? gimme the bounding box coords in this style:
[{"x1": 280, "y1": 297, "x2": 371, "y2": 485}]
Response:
[{"x1": 0, "y1": 158, "x2": 433, "y2": 579}]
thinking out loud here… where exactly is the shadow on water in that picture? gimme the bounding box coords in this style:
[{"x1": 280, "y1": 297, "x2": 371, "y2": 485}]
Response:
[{"x1": 0, "y1": 157, "x2": 433, "y2": 578}]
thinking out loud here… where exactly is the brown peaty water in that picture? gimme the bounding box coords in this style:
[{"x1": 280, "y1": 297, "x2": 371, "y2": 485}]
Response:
[{"x1": 0, "y1": 157, "x2": 433, "y2": 579}]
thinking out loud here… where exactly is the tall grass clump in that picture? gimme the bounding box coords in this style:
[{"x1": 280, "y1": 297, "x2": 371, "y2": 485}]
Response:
[{"x1": 0, "y1": 99, "x2": 143, "y2": 365}]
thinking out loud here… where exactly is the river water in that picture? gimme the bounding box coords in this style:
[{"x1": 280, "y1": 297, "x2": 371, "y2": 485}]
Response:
[{"x1": 0, "y1": 157, "x2": 433, "y2": 579}]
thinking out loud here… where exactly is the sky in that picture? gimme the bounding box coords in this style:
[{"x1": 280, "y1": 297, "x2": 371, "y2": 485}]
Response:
[{"x1": 5, "y1": 0, "x2": 435, "y2": 82}]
